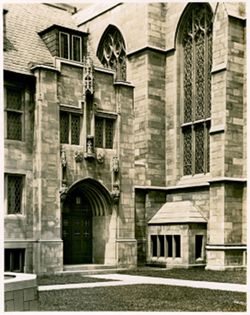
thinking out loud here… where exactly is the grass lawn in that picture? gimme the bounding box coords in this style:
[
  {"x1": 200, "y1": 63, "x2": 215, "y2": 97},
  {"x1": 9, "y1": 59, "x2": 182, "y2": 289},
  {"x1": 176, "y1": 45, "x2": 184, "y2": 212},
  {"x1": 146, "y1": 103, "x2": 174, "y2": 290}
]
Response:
[
  {"x1": 37, "y1": 274, "x2": 115, "y2": 286},
  {"x1": 118, "y1": 267, "x2": 246, "y2": 284},
  {"x1": 39, "y1": 284, "x2": 246, "y2": 312}
]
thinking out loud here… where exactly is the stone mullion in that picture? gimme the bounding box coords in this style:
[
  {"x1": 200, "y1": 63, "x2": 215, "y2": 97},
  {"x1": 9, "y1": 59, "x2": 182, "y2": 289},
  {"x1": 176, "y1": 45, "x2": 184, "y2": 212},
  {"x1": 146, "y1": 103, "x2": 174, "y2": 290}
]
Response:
[{"x1": 191, "y1": 12, "x2": 196, "y2": 175}]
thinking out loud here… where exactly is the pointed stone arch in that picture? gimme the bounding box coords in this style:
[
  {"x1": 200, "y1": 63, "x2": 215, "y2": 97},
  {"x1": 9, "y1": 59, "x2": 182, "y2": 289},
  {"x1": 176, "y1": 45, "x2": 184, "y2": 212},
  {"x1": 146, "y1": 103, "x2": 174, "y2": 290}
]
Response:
[
  {"x1": 97, "y1": 24, "x2": 126, "y2": 81},
  {"x1": 62, "y1": 177, "x2": 116, "y2": 265},
  {"x1": 65, "y1": 177, "x2": 112, "y2": 216}
]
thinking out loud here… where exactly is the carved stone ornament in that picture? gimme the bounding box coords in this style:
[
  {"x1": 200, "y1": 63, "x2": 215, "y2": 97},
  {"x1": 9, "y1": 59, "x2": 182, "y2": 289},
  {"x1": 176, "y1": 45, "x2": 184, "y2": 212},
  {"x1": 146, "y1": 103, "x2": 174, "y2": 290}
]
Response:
[
  {"x1": 74, "y1": 151, "x2": 83, "y2": 163},
  {"x1": 59, "y1": 186, "x2": 68, "y2": 202},
  {"x1": 83, "y1": 56, "x2": 94, "y2": 95},
  {"x1": 112, "y1": 156, "x2": 119, "y2": 173},
  {"x1": 61, "y1": 149, "x2": 67, "y2": 168},
  {"x1": 111, "y1": 183, "x2": 120, "y2": 203},
  {"x1": 97, "y1": 150, "x2": 104, "y2": 164},
  {"x1": 84, "y1": 135, "x2": 96, "y2": 159}
]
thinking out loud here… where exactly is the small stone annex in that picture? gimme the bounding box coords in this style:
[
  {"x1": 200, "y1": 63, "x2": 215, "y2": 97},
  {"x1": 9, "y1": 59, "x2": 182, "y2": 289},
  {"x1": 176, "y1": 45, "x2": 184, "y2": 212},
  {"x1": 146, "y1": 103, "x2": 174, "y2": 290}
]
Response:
[{"x1": 4, "y1": 2, "x2": 247, "y2": 274}]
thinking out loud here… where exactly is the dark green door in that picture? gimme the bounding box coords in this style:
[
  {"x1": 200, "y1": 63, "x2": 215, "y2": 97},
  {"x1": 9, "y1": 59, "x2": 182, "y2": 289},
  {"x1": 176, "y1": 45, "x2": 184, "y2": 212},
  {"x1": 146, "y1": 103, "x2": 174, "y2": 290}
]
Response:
[{"x1": 62, "y1": 193, "x2": 92, "y2": 264}]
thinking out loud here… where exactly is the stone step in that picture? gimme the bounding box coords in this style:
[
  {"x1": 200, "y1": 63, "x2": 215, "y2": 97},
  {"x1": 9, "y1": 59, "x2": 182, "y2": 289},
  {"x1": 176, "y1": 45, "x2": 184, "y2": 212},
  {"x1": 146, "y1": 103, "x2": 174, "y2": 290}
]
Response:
[
  {"x1": 63, "y1": 264, "x2": 118, "y2": 271},
  {"x1": 57, "y1": 268, "x2": 126, "y2": 276},
  {"x1": 57, "y1": 264, "x2": 127, "y2": 275}
]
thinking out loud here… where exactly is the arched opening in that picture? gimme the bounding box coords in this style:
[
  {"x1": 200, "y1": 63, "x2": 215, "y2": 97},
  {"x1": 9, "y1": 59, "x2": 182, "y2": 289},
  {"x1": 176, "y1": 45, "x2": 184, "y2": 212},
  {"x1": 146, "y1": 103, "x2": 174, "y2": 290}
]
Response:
[
  {"x1": 176, "y1": 3, "x2": 213, "y2": 176},
  {"x1": 62, "y1": 178, "x2": 115, "y2": 265},
  {"x1": 97, "y1": 24, "x2": 126, "y2": 81}
]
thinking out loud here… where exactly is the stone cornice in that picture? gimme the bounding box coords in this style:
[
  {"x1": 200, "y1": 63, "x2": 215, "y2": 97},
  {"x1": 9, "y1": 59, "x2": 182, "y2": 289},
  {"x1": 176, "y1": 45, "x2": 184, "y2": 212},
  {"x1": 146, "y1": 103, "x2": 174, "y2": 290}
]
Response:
[
  {"x1": 30, "y1": 64, "x2": 60, "y2": 73},
  {"x1": 208, "y1": 177, "x2": 247, "y2": 184},
  {"x1": 206, "y1": 244, "x2": 247, "y2": 250},
  {"x1": 127, "y1": 46, "x2": 167, "y2": 58}
]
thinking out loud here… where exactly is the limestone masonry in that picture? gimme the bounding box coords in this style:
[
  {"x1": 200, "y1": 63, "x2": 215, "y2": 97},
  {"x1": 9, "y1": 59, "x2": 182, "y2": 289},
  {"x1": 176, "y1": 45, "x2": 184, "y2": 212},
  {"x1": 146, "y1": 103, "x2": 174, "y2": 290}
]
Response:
[{"x1": 4, "y1": 2, "x2": 246, "y2": 274}]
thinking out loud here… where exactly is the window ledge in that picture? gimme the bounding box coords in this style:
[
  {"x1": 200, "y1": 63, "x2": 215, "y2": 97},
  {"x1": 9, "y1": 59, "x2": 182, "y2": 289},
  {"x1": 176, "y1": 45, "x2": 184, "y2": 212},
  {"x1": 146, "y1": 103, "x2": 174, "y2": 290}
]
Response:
[
  {"x1": 113, "y1": 81, "x2": 135, "y2": 88},
  {"x1": 210, "y1": 124, "x2": 225, "y2": 134},
  {"x1": 4, "y1": 214, "x2": 26, "y2": 219},
  {"x1": 175, "y1": 173, "x2": 211, "y2": 188},
  {"x1": 95, "y1": 110, "x2": 118, "y2": 119}
]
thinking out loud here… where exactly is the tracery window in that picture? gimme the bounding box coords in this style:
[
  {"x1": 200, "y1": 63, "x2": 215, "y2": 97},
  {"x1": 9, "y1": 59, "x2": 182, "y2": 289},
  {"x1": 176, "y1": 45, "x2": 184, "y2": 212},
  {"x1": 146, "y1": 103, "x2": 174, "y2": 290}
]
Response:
[
  {"x1": 181, "y1": 4, "x2": 212, "y2": 175},
  {"x1": 97, "y1": 26, "x2": 126, "y2": 81}
]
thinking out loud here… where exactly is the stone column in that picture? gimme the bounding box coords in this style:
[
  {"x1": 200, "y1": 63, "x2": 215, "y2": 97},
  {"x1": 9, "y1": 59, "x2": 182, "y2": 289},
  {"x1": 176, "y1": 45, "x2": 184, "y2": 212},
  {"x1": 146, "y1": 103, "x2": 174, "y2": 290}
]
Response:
[
  {"x1": 206, "y1": 4, "x2": 246, "y2": 270},
  {"x1": 114, "y1": 82, "x2": 137, "y2": 268},
  {"x1": 31, "y1": 66, "x2": 63, "y2": 274}
]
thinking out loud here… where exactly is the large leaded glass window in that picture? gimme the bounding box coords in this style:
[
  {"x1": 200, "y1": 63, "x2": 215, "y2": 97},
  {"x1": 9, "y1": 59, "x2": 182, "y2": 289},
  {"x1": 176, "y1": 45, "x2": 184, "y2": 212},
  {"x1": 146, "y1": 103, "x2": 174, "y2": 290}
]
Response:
[
  {"x1": 60, "y1": 111, "x2": 81, "y2": 145},
  {"x1": 97, "y1": 26, "x2": 126, "y2": 81},
  {"x1": 95, "y1": 116, "x2": 115, "y2": 149},
  {"x1": 5, "y1": 87, "x2": 24, "y2": 141},
  {"x1": 181, "y1": 4, "x2": 212, "y2": 175}
]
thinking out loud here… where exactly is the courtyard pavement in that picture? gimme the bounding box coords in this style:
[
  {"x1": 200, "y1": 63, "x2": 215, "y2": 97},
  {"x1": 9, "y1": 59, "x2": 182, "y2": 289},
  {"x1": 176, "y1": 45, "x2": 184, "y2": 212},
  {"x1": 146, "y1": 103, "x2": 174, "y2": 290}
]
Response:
[{"x1": 38, "y1": 273, "x2": 247, "y2": 293}]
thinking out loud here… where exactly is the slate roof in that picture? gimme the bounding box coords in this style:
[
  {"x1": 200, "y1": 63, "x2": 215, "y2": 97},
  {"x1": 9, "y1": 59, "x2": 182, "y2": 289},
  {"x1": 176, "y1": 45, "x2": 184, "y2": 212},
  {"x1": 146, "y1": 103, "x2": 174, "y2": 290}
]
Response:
[
  {"x1": 148, "y1": 201, "x2": 207, "y2": 224},
  {"x1": 3, "y1": 3, "x2": 80, "y2": 75}
]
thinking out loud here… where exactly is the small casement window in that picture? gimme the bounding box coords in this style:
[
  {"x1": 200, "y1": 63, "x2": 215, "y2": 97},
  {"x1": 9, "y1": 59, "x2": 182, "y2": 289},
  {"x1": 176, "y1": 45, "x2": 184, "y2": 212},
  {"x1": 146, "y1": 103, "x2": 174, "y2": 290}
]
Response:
[
  {"x1": 151, "y1": 235, "x2": 158, "y2": 257},
  {"x1": 5, "y1": 87, "x2": 24, "y2": 141},
  {"x1": 59, "y1": 32, "x2": 82, "y2": 61},
  {"x1": 151, "y1": 234, "x2": 181, "y2": 259},
  {"x1": 5, "y1": 248, "x2": 25, "y2": 272},
  {"x1": 72, "y1": 35, "x2": 82, "y2": 62},
  {"x1": 60, "y1": 111, "x2": 81, "y2": 145},
  {"x1": 60, "y1": 32, "x2": 70, "y2": 59},
  {"x1": 174, "y1": 235, "x2": 181, "y2": 258},
  {"x1": 6, "y1": 174, "x2": 24, "y2": 215},
  {"x1": 166, "y1": 235, "x2": 173, "y2": 257},
  {"x1": 95, "y1": 116, "x2": 115, "y2": 149},
  {"x1": 195, "y1": 235, "x2": 204, "y2": 259}
]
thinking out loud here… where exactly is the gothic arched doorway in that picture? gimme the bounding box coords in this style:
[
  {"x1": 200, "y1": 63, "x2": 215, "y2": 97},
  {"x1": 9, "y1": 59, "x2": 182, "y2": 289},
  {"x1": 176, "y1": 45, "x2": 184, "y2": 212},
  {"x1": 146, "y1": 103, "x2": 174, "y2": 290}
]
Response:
[
  {"x1": 61, "y1": 178, "x2": 114, "y2": 265},
  {"x1": 62, "y1": 190, "x2": 92, "y2": 264}
]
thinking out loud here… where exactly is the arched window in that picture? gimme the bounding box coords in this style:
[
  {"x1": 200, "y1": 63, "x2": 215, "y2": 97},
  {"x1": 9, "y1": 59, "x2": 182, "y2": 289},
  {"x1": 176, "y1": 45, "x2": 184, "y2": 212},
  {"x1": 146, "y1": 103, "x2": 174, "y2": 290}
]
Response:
[
  {"x1": 97, "y1": 25, "x2": 126, "y2": 81},
  {"x1": 180, "y1": 4, "x2": 213, "y2": 175}
]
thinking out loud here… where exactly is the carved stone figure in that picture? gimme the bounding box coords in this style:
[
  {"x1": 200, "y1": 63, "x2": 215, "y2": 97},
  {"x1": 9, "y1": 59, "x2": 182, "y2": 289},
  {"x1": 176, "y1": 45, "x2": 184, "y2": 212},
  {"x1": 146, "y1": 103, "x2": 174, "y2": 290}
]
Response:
[
  {"x1": 112, "y1": 156, "x2": 119, "y2": 173},
  {"x1": 74, "y1": 151, "x2": 83, "y2": 163}
]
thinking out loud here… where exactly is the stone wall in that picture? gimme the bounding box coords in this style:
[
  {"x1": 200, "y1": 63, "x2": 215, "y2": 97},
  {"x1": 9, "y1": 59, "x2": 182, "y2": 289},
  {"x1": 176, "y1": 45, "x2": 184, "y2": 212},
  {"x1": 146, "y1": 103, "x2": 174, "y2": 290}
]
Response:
[
  {"x1": 32, "y1": 67, "x2": 62, "y2": 273},
  {"x1": 5, "y1": 273, "x2": 38, "y2": 311},
  {"x1": 4, "y1": 72, "x2": 36, "y2": 273}
]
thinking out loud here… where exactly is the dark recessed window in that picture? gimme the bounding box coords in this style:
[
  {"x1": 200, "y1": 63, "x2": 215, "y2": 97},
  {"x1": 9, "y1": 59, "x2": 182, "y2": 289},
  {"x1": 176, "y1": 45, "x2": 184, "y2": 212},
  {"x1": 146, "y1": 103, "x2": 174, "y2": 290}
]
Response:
[
  {"x1": 174, "y1": 235, "x2": 181, "y2": 258},
  {"x1": 95, "y1": 116, "x2": 115, "y2": 149},
  {"x1": 60, "y1": 111, "x2": 81, "y2": 145},
  {"x1": 159, "y1": 235, "x2": 165, "y2": 257},
  {"x1": 151, "y1": 235, "x2": 157, "y2": 257},
  {"x1": 6, "y1": 174, "x2": 24, "y2": 214},
  {"x1": 60, "y1": 32, "x2": 70, "y2": 59},
  {"x1": 72, "y1": 35, "x2": 82, "y2": 62},
  {"x1": 5, "y1": 248, "x2": 25, "y2": 272},
  {"x1": 195, "y1": 235, "x2": 203, "y2": 259},
  {"x1": 6, "y1": 87, "x2": 24, "y2": 141},
  {"x1": 166, "y1": 235, "x2": 173, "y2": 257}
]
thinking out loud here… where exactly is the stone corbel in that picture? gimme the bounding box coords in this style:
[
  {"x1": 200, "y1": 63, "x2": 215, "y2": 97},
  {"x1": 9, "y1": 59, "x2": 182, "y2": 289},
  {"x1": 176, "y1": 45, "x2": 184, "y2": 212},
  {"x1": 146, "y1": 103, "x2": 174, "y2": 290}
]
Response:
[
  {"x1": 61, "y1": 148, "x2": 67, "y2": 168},
  {"x1": 74, "y1": 151, "x2": 83, "y2": 163},
  {"x1": 59, "y1": 185, "x2": 68, "y2": 202},
  {"x1": 111, "y1": 183, "x2": 120, "y2": 203},
  {"x1": 112, "y1": 156, "x2": 119, "y2": 173},
  {"x1": 96, "y1": 149, "x2": 105, "y2": 164}
]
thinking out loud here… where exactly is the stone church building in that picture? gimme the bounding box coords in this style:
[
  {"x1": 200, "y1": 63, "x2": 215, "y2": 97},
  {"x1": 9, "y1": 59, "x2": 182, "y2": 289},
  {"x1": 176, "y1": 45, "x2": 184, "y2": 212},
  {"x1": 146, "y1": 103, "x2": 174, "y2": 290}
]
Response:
[{"x1": 4, "y1": 2, "x2": 246, "y2": 274}]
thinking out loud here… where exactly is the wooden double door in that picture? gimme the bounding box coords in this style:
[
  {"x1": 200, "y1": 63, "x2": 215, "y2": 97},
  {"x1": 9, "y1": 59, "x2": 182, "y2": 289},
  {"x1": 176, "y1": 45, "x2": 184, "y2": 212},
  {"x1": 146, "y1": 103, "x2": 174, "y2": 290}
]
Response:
[{"x1": 62, "y1": 194, "x2": 92, "y2": 264}]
